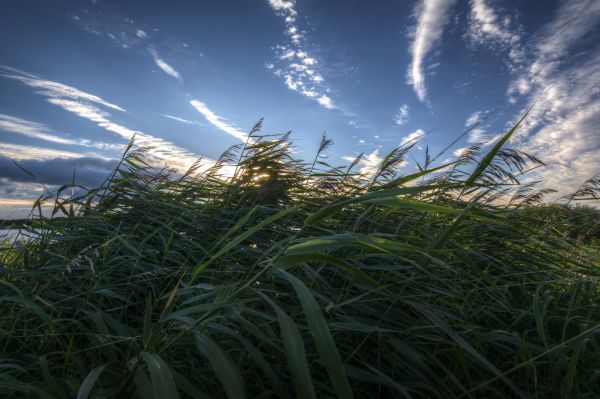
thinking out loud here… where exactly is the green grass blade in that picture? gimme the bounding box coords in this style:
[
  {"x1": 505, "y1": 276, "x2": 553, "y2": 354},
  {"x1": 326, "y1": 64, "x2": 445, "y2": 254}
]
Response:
[
  {"x1": 192, "y1": 205, "x2": 298, "y2": 279},
  {"x1": 380, "y1": 161, "x2": 457, "y2": 188},
  {"x1": 280, "y1": 269, "x2": 354, "y2": 399},
  {"x1": 305, "y1": 183, "x2": 462, "y2": 225},
  {"x1": 364, "y1": 197, "x2": 467, "y2": 215},
  {"x1": 77, "y1": 363, "x2": 108, "y2": 399},
  {"x1": 465, "y1": 108, "x2": 531, "y2": 186},
  {"x1": 275, "y1": 253, "x2": 380, "y2": 288},
  {"x1": 194, "y1": 333, "x2": 247, "y2": 399},
  {"x1": 140, "y1": 352, "x2": 180, "y2": 399},
  {"x1": 259, "y1": 291, "x2": 317, "y2": 399},
  {"x1": 286, "y1": 233, "x2": 413, "y2": 255}
]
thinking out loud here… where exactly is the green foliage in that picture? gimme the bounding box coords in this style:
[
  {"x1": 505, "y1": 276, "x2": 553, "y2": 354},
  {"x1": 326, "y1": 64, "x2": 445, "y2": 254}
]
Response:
[{"x1": 0, "y1": 119, "x2": 599, "y2": 398}]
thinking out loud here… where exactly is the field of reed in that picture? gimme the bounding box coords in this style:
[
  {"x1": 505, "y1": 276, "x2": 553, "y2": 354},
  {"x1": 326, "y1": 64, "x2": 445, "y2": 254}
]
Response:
[{"x1": 0, "y1": 117, "x2": 599, "y2": 398}]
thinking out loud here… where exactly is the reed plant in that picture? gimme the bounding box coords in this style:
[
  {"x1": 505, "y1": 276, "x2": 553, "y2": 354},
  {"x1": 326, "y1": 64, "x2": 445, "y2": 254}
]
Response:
[{"x1": 0, "y1": 117, "x2": 598, "y2": 398}]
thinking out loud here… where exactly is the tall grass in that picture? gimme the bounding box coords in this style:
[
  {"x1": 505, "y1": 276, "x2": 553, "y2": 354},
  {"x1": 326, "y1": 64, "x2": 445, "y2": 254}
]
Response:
[{"x1": 0, "y1": 119, "x2": 599, "y2": 398}]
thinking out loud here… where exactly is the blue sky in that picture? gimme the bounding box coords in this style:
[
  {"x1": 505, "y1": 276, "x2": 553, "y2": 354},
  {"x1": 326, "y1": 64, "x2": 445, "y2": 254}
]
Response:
[{"x1": 1, "y1": 0, "x2": 599, "y2": 218}]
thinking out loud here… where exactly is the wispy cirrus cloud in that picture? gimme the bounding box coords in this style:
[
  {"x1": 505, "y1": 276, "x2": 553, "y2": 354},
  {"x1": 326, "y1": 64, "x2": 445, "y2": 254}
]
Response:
[
  {"x1": 148, "y1": 46, "x2": 183, "y2": 82},
  {"x1": 1, "y1": 66, "x2": 124, "y2": 111},
  {"x1": 136, "y1": 29, "x2": 149, "y2": 39},
  {"x1": 266, "y1": 0, "x2": 335, "y2": 109},
  {"x1": 46, "y1": 98, "x2": 198, "y2": 169},
  {"x1": 394, "y1": 104, "x2": 410, "y2": 125},
  {"x1": 190, "y1": 100, "x2": 249, "y2": 143},
  {"x1": 1, "y1": 67, "x2": 202, "y2": 172},
  {"x1": 0, "y1": 142, "x2": 91, "y2": 161},
  {"x1": 71, "y1": 6, "x2": 199, "y2": 82},
  {"x1": 462, "y1": 110, "x2": 501, "y2": 145},
  {"x1": 465, "y1": 111, "x2": 484, "y2": 127},
  {"x1": 0, "y1": 113, "x2": 121, "y2": 151},
  {"x1": 465, "y1": 0, "x2": 524, "y2": 71},
  {"x1": 71, "y1": 8, "x2": 150, "y2": 50},
  {"x1": 161, "y1": 114, "x2": 204, "y2": 126},
  {"x1": 464, "y1": 110, "x2": 486, "y2": 143},
  {"x1": 507, "y1": 0, "x2": 600, "y2": 197},
  {"x1": 467, "y1": 0, "x2": 512, "y2": 46},
  {"x1": 407, "y1": 0, "x2": 456, "y2": 103}
]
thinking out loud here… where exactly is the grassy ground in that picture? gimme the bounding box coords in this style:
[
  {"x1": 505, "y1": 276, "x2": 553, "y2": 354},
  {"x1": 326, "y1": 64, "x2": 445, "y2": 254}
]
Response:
[{"x1": 0, "y1": 119, "x2": 599, "y2": 398}]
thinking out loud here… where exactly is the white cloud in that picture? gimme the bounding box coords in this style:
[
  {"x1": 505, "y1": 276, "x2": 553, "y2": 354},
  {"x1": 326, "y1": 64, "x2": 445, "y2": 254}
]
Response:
[
  {"x1": 394, "y1": 104, "x2": 410, "y2": 125},
  {"x1": 279, "y1": 49, "x2": 295, "y2": 60},
  {"x1": 266, "y1": 0, "x2": 335, "y2": 110},
  {"x1": 465, "y1": 111, "x2": 483, "y2": 127},
  {"x1": 534, "y1": 0, "x2": 600, "y2": 68},
  {"x1": 343, "y1": 149, "x2": 383, "y2": 178},
  {"x1": 148, "y1": 46, "x2": 183, "y2": 82},
  {"x1": 45, "y1": 99, "x2": 199, "y2": 170},
  {"x1": 467, "y1": 0, "x2": 511, "y2": 45},
  {"x1": 161, "y1": 114, "x2": 204, "y2": 126},
  {"x1": 284, "y1": 74, "x2": 298, "y2": 90},
  {"x1": 407, "y1": 0, "x2": 456, "y2": 103},
  {"x1": 465, "y1": 0, "x2": 524, "y2": 69},
  {"x1": 0, "y1": 142, "x2": 91, "y2": 161},
  {"x1": 135, "y1": 29, "x2": 148, "y2": 39},
  {"x1": 268, "y1": 0, "x2": 296, "y2": 12},
  {"x1": 317, "y1": 95, "x2": 334, "y2": 109},
  {"x1": 71, "y1": 8, "x2": 159, "y2": 50},
  {"x1": 2, "y1": 67, "x2": 202, "y2": 172},
  {"x1": 453, "y1": 147, "x2": 467, "y2": 157},
  {"x1": 107, "y1": 33, "x2": 129, "y2": 49},
  {"x1": 1, "y1": 66, "x2": 124, "y2": 111},
  {"x1": 190, "y1": 100, "x2": 249, "y2": 143},
  {"x1": 464, "y1": 111, "x2": 496, "y2": 144},
  {"x1": 0, "y1": 113, "x2": 120, "y2": 151},
  {"x1": 400, "y1": 129, "x2": 425, "y2": 146},
  {"x1": 507, "y1": 77, "x2": 531, "y2": 98},
  {"x1": 508, "y1": 0, "x2": 600, "y2": 197},
  {"x1": 468, "y1": 127, "x2": 487, "y2": 143},
  {"x1": 359, "y1": 149, "x2": 383, "y2": 177}
]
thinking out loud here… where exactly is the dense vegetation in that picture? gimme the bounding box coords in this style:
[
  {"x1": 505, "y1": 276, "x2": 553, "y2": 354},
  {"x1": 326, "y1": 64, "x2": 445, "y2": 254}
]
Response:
[{"x1": 1, "y1": 117, "x2": 599, "y2": 398}]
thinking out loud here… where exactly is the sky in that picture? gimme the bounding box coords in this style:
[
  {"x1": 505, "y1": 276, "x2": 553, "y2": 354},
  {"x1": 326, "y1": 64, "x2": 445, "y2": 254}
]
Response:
[{"x1": 1, "y1": 0, "x2": 599, "y2": 218}]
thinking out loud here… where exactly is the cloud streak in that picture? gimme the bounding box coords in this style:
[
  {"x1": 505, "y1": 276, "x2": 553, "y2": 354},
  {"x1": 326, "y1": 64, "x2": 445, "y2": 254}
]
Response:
[
  {"x1": 0, "y1": 113, "x2": 121, "y2": 151},
  {"x1": 407, "y1": 0, "x2": 456, "y2": 103},
  {"x1": 148, "y1": 46, "x2": 183, "y2": 82},
  {"x1": 0, "y1": 142, "x2": 92, "y2": 161},
  {"x1": 161, "y1": 114, "x2": 204, "y2": 126},
  {"x1": 2, "y1": 67, "x2": 202, "y2": 172},
  {"x1": 190, "y1": 100, "x2": 249, "y2": 143},
  {"x1": 266, "y1": 0, "x2": 335, "y2": 109},
  {"x1": 1, "y1": 66, "x2": 124, "y2": 111}
]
